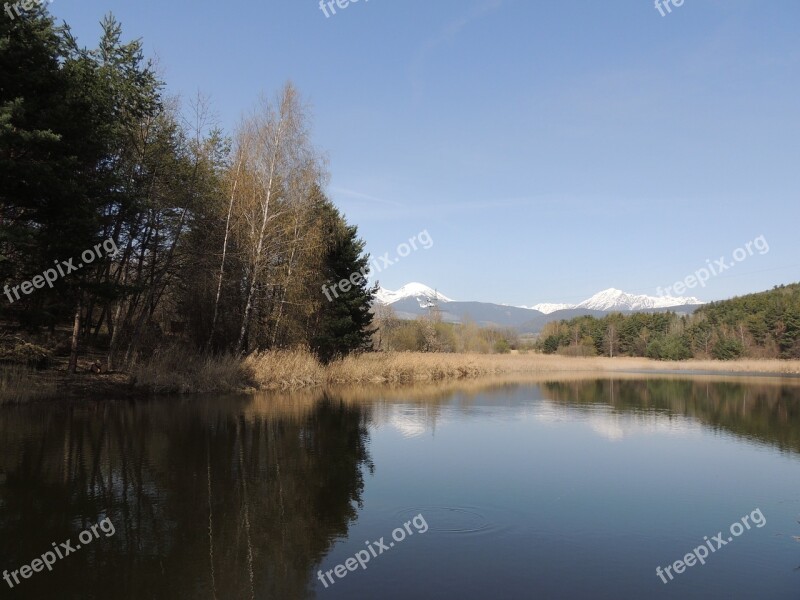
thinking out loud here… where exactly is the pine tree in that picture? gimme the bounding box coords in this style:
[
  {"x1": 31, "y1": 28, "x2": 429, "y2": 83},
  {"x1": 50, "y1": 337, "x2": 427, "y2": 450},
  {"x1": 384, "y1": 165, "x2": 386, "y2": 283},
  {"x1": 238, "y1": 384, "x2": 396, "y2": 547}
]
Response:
[
  {"x1": 1, "y1": 9, "x2": 112, "y2": 351},
  {"x1": 312, "y1": 222, "x2": 376, "y2": 363}
]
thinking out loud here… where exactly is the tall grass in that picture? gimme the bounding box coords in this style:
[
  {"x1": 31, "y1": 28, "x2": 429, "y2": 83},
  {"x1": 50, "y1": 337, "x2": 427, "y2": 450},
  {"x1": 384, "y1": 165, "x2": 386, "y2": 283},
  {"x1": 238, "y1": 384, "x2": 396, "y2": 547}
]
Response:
[
  {"x1": 0, "y1": 365, "x2": 57, "y2": 403},
  {"x1": 129, "y1": 349, "x2": 800, "y2": 395},
  {"x1": 243, "y1": 350, "x2": 325, "y2": 389},
  {"x1": 326, "y1": 352, "x2": 505, "y2": 384},
  {"x1": 130, "y1": 347, "x2": 253, "y2": 394}
]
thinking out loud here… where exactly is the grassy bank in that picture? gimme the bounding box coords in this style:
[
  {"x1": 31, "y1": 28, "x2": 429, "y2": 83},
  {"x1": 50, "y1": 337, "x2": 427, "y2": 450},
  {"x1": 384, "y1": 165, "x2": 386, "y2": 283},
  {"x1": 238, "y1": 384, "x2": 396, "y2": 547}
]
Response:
[
  {"x1": 4, "y1": 350, "x2": 800, "y2": 403},
  {"x1": 0, "y1": 365, "x2": 58, "y2": 403},
  {"x1": 129, "y1": 350, "x2": 800, "y2": 395}
]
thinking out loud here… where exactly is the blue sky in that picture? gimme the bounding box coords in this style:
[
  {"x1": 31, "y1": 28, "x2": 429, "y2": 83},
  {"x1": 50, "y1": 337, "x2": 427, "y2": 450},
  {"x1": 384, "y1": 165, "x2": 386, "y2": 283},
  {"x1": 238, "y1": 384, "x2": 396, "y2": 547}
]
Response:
[{"x1": 51, "y1": 0, "x2": 800, "y2": 306}]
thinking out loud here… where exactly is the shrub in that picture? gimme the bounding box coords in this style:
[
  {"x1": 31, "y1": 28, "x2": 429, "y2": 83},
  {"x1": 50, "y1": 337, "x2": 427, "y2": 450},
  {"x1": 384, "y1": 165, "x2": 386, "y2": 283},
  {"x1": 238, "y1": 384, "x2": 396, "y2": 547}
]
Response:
[
  {"x1": 0, "y1": 337, "x2": 50, "y2": 368},
  {"x1": 494, "y1": 339, "x2": 511, "y2": 354},
  {"x1": 541, "y1": 335, "x2": 560, "y2": 354}
]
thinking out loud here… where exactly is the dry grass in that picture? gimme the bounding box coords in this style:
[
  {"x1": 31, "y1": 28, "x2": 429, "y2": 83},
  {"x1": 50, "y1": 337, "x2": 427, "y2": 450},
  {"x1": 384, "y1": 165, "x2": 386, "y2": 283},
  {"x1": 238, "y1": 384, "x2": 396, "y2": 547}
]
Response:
[
  {"x1": 326, "y1": 352, "x2": 511, "y2": 384},
  {"x1": 243, "y1": 350, "x2": 325, "y2": 389},
  {"x1": 244, "y1": 351, "x2": 530, "y2": 389},
  {"x1": 0, "y1": 365, "x2": 58, "y2": 403},
  {"x1": 524, "y1": 355, "x2": 800, "y2": 375},
  {"x1": 131, "y1": 349, "x2": 800, "y2": 395},
  {"x1": 130, "y1": 347, "x2": 253, "y2": 394},
  {"x1": 326, "y1": 353, "x2": 800, "y2": 383},
  {"x1": 6, "y1": 349, "x2": 796, "y2": 401}
]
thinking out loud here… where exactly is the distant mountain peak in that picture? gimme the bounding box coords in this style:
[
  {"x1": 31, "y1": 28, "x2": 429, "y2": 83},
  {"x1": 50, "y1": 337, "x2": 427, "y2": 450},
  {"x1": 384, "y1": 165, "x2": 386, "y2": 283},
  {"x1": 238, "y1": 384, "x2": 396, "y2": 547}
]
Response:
[
  {"x1": 376, "y1": 283, "x2": 703, "y2": 315},
  {"x1": 577, "y1": 288, "x2": 704, "y2": 311},
  {"x1": 375, "y1": 283, "x2": 453, "y2": 306},
  {"x1": 527, "y1": 288, "x2": 703, "y2": 313},
  {"x1": 528, "y1": 303, "x2": 575, "y2": 314},
  {"x1": 373, "y1": 283, "x2": 706, "y2": 333}
]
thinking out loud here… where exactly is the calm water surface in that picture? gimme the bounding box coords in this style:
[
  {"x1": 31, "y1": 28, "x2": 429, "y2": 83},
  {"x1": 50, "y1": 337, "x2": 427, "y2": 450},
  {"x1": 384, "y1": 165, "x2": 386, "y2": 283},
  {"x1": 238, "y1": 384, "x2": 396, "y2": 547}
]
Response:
[{"x1": 1, "y1": 377, "x2": 799, "y2": 599}]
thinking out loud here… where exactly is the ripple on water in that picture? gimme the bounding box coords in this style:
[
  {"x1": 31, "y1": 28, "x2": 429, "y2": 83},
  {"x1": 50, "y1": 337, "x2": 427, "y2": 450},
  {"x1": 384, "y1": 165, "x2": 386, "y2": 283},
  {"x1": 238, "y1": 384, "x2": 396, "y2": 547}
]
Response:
[{"x1": 393, "y1": 506, "x2": 509, "y2": 538}]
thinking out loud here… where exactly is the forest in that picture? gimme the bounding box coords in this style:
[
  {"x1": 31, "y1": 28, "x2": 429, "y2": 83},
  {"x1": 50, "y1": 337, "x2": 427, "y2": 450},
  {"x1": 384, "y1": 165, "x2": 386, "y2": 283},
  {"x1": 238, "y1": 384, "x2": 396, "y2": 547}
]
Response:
[
  {"x1": 2, "y1": 6, "x2": 798, "y2": 401},
  {"x1": 1, "y1": 9, "x2": 376, "y2": 374},
  {"x1": 537, "y1": 284, "x2": 800, "y2": 360}
]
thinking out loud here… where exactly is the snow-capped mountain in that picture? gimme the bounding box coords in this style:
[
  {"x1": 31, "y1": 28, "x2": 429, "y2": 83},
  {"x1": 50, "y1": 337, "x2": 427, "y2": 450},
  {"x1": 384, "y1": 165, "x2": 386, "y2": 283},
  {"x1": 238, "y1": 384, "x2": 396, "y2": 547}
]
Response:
[
  {"x1": 375, "y1": 283, "x2": 453, "y2": 306},
  {"x1": 577, "y1": 288, "x2": 703, "y2": 311},
  {"x1": 377, "y1": 284, "x2": 703, "y2": 314},
  {"x1": 529, "y1": 303, "x2": 575, "y2": 314},
  {"x1": 374, "y1": 283, "x2": 705, "y2": 333},
  {"x1": 529, "y1": 288, "x2": 703, "y2": 314}
]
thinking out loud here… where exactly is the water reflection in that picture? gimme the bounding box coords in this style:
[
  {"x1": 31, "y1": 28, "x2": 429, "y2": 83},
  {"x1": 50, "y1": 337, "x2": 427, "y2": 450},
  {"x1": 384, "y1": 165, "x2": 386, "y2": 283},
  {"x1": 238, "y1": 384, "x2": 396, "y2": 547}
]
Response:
[
  {"x1": 542, "y1": 378, "x2": 800, "y2": 454},
  {"x1": 0, "y1": 393, "x2": 372, "y2": 599},
  {"x1": 0, "y1": 376, "x2": 799, "y2": 599}
]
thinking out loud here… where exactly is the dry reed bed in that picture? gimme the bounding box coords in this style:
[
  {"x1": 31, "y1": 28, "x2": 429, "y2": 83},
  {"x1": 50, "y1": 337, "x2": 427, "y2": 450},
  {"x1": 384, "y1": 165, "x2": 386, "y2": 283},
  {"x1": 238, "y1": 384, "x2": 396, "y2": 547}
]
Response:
[
  {"x1": 228, "y1": 351, "x2": 800, "y2": 389},
  {"x1": 131, "y1": 349, "x2": 252, "y2": 394},
  {"x1": 133, "y1": 350, "x2": 800, "y2": 394},
  {"x1": 0, "y1": 365, "x2": 58, "y2": 403}
]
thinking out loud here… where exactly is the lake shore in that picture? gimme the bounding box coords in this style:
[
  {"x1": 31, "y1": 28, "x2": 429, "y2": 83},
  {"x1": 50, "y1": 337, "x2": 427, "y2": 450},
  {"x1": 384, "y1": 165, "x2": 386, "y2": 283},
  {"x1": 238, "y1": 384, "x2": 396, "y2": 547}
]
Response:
[{"x1": 4, "y1": 351, "x2": 800, "y2": 403}]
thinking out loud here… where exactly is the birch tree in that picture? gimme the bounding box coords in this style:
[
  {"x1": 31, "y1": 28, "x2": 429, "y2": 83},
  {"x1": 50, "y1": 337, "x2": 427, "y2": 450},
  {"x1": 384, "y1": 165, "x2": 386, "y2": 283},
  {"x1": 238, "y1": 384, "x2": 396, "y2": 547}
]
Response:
[{"x1": 232, "y1": 83, "x2": 319, "y2": 354}]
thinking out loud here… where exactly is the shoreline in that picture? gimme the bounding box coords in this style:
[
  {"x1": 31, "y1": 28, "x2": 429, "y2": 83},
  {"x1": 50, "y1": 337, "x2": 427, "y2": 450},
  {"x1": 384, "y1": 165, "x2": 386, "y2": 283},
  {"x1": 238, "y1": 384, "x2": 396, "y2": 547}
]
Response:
[{"x1": 4, "y1": 353, "x2": 800, "y2": 404}]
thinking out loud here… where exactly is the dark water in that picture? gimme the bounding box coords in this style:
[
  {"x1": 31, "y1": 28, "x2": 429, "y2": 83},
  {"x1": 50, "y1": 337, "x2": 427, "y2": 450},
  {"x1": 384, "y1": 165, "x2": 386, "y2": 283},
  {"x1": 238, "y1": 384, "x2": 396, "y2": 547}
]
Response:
[{"x1": 1, "y1": 377, "x2": 799, "y2": 599}]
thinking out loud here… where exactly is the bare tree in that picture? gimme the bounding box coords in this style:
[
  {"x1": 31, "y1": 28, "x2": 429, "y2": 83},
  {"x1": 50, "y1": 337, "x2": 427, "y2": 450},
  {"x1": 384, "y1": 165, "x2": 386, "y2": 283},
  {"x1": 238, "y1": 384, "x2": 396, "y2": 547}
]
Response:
[{"x1": 231, "y1": 83, "x2": 320, "y2": 353}]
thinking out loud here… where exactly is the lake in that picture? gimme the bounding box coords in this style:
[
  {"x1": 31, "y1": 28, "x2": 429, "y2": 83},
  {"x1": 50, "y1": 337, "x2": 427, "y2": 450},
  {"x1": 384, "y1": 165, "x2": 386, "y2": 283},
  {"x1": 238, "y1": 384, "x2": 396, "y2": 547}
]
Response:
[{"x1": 1, "y1": 375, "x2": 799, "y2": 599}]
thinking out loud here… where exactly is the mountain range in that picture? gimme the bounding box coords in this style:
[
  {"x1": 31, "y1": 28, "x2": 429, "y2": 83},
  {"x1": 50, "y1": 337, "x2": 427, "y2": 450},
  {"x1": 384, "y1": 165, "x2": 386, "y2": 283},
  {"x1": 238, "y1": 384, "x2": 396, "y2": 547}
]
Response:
[
  {"x1": 375, "y1": 283, "x2": 705, "y2": 334},
  {"x1": 526, "y1": 287, "x2": 704, "y2": 313}
]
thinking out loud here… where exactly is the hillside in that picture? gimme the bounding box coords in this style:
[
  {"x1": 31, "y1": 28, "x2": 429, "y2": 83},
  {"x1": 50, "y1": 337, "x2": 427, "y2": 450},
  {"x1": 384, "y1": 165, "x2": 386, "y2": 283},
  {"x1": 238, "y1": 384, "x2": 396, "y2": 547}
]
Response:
[{"x1": 538, "y1": 283, "x2": 800, "y2": 360}]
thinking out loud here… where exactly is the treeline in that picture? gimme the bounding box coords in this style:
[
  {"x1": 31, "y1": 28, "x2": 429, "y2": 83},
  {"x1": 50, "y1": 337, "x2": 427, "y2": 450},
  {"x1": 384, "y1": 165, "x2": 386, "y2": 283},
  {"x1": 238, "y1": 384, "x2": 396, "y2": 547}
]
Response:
[
  {"x1": 543, "y1": 379, "x2": 800, "y2": 454},
  {"x1": 538, "y1": 284, "x2": 800, "y2": 360},
  {"x1": 373, "y1": 305, "x2": 521, "y2": 354},
  {"x1": 0, "y1": 10, "x2": 374, "y2": 370}
]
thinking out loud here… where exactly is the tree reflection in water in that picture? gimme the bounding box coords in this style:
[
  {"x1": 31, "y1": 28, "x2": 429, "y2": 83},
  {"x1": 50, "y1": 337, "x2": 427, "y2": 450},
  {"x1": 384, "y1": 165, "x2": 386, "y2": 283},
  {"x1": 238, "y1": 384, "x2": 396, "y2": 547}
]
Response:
[
  {"x1": 0, "y1": 391, "x2": 373, "y2": 599},
  {"x1": 542, "y1": 378, "x2": 800, "y2": 454}
]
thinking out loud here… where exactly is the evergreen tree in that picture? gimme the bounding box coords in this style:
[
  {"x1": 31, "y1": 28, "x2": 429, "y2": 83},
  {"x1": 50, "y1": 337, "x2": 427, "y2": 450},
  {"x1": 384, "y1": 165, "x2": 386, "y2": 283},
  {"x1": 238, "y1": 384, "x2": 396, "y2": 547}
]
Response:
[
  {"x1": 312, "y1": 220, "x2": 376, "y2": 363},
  {"x1": 1, "y1": 9, "x2": 112, "y2": 335}
]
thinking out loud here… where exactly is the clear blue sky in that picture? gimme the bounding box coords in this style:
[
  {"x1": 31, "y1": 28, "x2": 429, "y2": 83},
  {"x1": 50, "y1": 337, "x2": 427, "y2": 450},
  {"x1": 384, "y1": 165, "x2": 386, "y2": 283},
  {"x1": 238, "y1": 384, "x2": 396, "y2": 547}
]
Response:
[{"x1": 51, "y1": 0, "x2": 800, "y2": 306}]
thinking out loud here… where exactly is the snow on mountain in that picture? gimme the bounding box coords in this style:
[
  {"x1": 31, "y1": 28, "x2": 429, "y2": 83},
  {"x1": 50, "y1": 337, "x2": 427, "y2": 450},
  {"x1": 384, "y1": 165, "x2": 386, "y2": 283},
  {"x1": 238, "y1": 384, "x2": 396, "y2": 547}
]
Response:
[
  {"x1": 526, "y1": 288, "x2": 705, "y2": 313},
  {"x1": 375, "y1": 283, "x2": 453, "y2": 306},
  {"x1": 529, "y1": 303, "x2": 576, "y2": 314},
  {"x1": 576, "y1": 288, "x2": 704, "y2": 311},
  {"x1": 378, "y1": 284, "x2": 703, "y2": 314}
]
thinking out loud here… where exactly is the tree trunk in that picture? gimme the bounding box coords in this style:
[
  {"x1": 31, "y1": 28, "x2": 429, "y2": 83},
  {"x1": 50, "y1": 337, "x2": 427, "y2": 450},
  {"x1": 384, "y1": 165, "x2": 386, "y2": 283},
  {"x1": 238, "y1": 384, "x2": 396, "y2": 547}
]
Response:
[
  {"x1": 68, "y1": 294, "x2": 83, "y2": 374},
  {"x1": 208, "y1": 157, "x2": 241, "y2": 350},
  {"x1": 270, "y1": 217, "x2": 300, "y2": 348},
  {"x1": 236, "y1": 124, "x2": 283, "y2": 354}
]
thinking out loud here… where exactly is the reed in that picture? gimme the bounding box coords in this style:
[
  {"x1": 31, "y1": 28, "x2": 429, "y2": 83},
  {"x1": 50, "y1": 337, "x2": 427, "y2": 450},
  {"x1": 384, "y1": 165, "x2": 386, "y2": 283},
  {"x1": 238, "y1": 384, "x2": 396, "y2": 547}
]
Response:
[
  {"x1": 0, "y1": 365, "x2": 58, "y2": 403},
  {"x1": 130, "y1": 349, "x2": 800, "y2": 395},
  {"x1": 130, "y1": 347, "x2": 252, "y2": 394}
]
